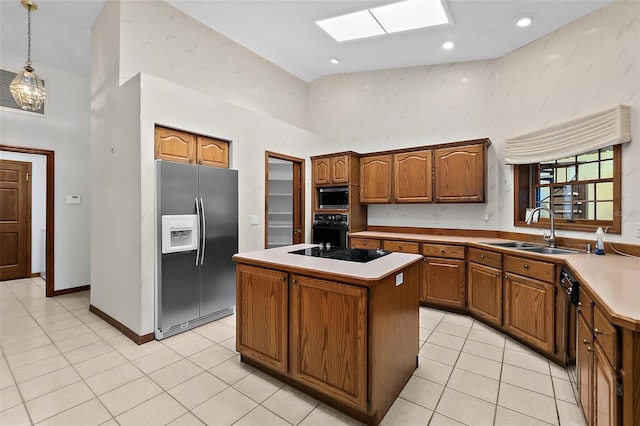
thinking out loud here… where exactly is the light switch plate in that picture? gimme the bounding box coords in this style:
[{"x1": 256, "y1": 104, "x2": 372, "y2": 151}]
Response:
[
  {"x1": 250, "y1": 215, "x2": 259, "y2": 225},
  {"x1": 395, "y1": 272, "x2": 404, "y2": 286}
]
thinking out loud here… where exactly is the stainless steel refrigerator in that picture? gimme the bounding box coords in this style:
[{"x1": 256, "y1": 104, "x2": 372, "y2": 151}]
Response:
[{"x1": 155, "y1": 160, "x2": 238, "y2": 340}]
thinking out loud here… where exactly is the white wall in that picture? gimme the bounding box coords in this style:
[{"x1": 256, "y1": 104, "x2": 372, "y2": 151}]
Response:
[
  {"x1": 118, "y1": 0, "x2": 310, "y2": 130},
  {"x1": 308, "y1": 0, "x2": 640, "y2": 243},
  {"x1": 0, "y1": 151, "x2": 46, "y2": 273},
  {"x1": 0, "y1": 55, "x2": 91, "y2": 290}
]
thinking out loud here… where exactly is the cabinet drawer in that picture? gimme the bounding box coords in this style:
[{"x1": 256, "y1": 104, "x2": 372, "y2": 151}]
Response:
[
  {"x1": 593, "y1": 305, "x2": 618, "y2": 369},
  {"x1": 350, "y1": 238, "x2": 381, "y2": 250},
  {"x1": 422, "y1": 243, "x2": 465, "y2": 259},
  {"x1": 504, "y1": 255, "x2": 555, "y2": 283},
  {"x1": 468, "y1": 248, "x2": 502, "y2": 269},
  {"x1": 383, "y1": 240, "x2": 420, "y2": 254}
]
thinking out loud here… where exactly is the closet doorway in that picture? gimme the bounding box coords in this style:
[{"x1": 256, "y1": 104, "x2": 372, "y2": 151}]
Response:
[{"x1": 265, "y1": 152, "x2": 305, "y2": 248}]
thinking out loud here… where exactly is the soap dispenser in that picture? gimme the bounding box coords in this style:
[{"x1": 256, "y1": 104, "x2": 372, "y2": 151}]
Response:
[{"x1": 594, "y1": 227, "x2": 605, "y2": 255}]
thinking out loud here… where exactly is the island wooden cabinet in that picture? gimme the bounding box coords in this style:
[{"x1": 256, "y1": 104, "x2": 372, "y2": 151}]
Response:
[
  {"x1": 235, "y1": 265, "x2": 288, "y2": 373},
  {"x1": 289, "y1": 275, "x2": 368, "y2": 410},
  {"x1": 577, "y1": 287, "x2": 621, "y2": 426},
  {"x1": 313, "y1": 154, "x2": 351, "y2": 185},
  {"x1": 467, "y1": 248, "x2": 503, "y2": 327},
  {"x1": 503, "y1": 255, "x2": 556, "y2": 354},
  {"x1": 360, "y1": 154, "x2": 393, "y2": 203},
  {"x1": 434, "y1": 142, "x2": 486, "y2": 203},
  {"x1": 394, "y1": 150, "x2": 432, "y2": 203},
  {"x1": 155, "y1": 126, "x2": 229, "y2": 168},
  {"x1": 421, "y1": 243, "x2": 466, "y2": 308}
]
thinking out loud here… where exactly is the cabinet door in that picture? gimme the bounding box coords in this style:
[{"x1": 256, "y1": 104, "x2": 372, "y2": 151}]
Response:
[
  {"x1": 197, "y1": 136, "x2": 229, "y2": 168},
  {"x1": 422, "y1": 258, "x2": 466, "y2": 307},
  {"x1": 290, "y1": 275, "x2": 368, "y2": 411},
  {"x1": 330, "y1": 155, "x2": 350, "y2": 184},
  {"x1": 360, "y1": 155, "x2": 392, "y2": 203},
  {"x1": 394, "y1": 150, "x2": 432, "y2": 203},
  {"x1": 236, "y1": 265, "x2": 288, "y2": 373},
  {"x1": 434, "y1": 144, "x2": 485, "y2": 203},
  {"x1": 594, "y1": 343, "x2": 619, "y2": 426},
  {"x1": 155, "y1": 126, "x2": 196, "y2": 164},
  {"x1": 503, "y1": 273, "x2": 555, "y2": 353},
  {"x1": 577, "y1": 313, "x2": 593, "y2": 424},
  {"x1": 313, "y1": 158, "x2": 331, "y2": 185},
  {"x1": 467, "y1": 262, "x2": 502, "y2": 326}
]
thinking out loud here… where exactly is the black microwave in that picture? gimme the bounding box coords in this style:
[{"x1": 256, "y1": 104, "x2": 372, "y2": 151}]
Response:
[{"x1": 318, "y1": 187, "x2": 349, "y2": 210}]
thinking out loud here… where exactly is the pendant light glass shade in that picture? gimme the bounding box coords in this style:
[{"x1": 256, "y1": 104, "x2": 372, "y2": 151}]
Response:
[
  {"x1": 10, "y1": 64, "x2": 46, "y2": 111},
  {"x1": 11, "y1": 0, "x2": 46, "y2": 112}
]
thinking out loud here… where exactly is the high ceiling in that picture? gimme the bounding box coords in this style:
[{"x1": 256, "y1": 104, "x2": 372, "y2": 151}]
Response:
[{"x1": 0, "y1": 0, "x2": 613, "y2": 82}]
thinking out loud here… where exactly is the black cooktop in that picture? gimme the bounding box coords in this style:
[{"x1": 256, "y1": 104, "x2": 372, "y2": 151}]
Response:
[{"x1": 288, "y1": 247, "x2": 391, "y2": 263}]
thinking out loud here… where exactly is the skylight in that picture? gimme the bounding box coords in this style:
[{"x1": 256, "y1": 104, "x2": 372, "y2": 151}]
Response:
[{"x1": 316, "y1": 0, "x2": 449, "y2": 42}]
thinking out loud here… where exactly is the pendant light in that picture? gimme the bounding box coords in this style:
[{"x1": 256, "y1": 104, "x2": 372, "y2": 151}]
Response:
[{"x1": 10, "y1": 0, "x2": 46, "y2": 112}]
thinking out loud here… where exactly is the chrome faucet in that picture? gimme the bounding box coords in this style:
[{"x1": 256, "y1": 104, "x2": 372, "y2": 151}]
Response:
[{"x1": 526, "y1": 207, "x2": 557, "y2": 248}]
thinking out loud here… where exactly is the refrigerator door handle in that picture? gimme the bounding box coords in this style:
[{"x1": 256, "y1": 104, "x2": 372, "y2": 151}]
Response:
[
  {"x1": 200, "y1": 197, "x2": 206, "y2": 266},
  {"x1": 195, "y1": 198, "x2": 201, "y2": 266}
]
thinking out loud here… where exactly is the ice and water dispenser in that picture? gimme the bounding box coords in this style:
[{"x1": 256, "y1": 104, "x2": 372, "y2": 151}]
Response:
[{"x1": 161, "y1": 215, "x2": 199, "y2": 254}]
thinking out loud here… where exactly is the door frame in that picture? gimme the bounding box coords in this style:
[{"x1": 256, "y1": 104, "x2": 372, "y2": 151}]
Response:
[
  {"x1": 0, "y1": 144, "x2": 55, "y2": 296},
  {"x1": 264, "y1": 151, "x2": 305, "y2": 248}
]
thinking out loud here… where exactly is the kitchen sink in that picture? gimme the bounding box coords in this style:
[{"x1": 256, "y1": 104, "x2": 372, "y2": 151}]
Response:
[
  {"x1": 519, "y1": 246, "x2": 580, "y2": 255},
  {"x1": 483, "y1": 241, "x2": 541, "y2": 248},
  {"x1": 482, "y1": 241, "x2": 580, "y2": 255}
]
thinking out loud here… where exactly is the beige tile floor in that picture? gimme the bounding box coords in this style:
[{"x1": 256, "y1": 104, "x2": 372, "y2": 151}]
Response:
[{"x1": 0, "y1": 277, "x2": 587, "y2": 426}]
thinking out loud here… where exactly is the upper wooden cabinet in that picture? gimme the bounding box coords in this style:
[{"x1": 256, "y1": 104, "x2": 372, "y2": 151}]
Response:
[
  {"x1": 434, "y1": 142, "x2": 486, "y2": 203},
  {"x1": 360, "y1": 154, "x2": 393, "y2": 203},
  {"x1": 313, "y1": 154, "x2": 350, "y2": 185},
  {"x1": 394, "y1": 150, "x2": 432, "y2": 203},
  {"x1": 155, "y1": 126, "x2": 195, "y2": 164},
  {"x1": 155, "y1": 126, "x2": 229, "y2": 168},
  {"x1": 197, "y1": 136, "x2": 229, "y2": 168}
]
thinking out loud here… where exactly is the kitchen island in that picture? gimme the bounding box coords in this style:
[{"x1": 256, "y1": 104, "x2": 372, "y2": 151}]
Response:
[{"x1": 232, "y1": 244, "x2": 423, "y2": 426}]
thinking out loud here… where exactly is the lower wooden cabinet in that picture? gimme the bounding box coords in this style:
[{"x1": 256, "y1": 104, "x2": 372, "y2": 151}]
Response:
[
  {"x1": 577, "y1": 292, "x2": 621, "y2": 426},
  {"x1": 423, "y1": 257, "x2": 465, "y2": 308},
  {"x1": 503, "y1": 272, "x2": 555, "y2": 353},
  {"x1": 289, "y1": 275, "x2": 368, "y2": 410},
  {"x1": 235, "y1": 265, "x2": 288, "y2": 373},
  {"x1": 467, "y1": 261, "x2": 502, "y2": 327}
]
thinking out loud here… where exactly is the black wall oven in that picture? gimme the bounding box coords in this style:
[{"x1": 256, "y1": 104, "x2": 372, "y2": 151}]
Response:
[
  {"x1": 312, "y1": 213, "x2": 348, "y2": 249},
  {"x1": 317, "y1": 187, "x2": 349, "y2": 210}
]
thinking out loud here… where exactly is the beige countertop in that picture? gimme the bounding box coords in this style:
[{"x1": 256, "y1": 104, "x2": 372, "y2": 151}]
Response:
[
  {"x1": 352, "y1": 231, "x2": 640, "y2": 329},
  {"x1": 233, "y1": 243, "x2": 423, "y2": 286}
]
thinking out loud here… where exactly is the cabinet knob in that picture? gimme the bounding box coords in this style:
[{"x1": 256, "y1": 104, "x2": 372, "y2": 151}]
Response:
[
  {"x1": 496, "y1": 272, "x2": 500, "y2": 277},
  {"x1": 480, "y1": 254, "x2": 485, "y2": 259},
  {"x1": 441, "y1": 249, "x2": 446, "y2": 253},
  {"x1": 363, "y1": 241, "x2": 367, "y2": 245},
  {"x1": 582, "y1": 339, "x2": 590, "y2": 345},
  {"x1": 594, "y1": 328, "x2": 603, "y2": 335},
  {"x1": 523, "y1": 264, "x2": 529, "y2": 269},
  {"x1": 504, "y1": 274, "x2": 509, "y2": 279},
  {"x1": 587, "y1": 346, "x2": 595, "y2": 353},
  {"x1": 280, "y1": 277, "x2": 285, "y2": 281},
  {"x1": 578, "y1": 301, "x2": 583, "y2": 307},
  {"x1": 291, "y1": 279, "x2": 297, "y2": 284}
]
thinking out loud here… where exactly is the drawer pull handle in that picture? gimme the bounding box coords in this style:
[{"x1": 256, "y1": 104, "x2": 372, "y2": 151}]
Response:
[
  {"x1": 523, "y1": 264, "x2": 529, "y2": 269},
  {"x1": 480, "y1": 254, "x2": 485, "y2": 259}
]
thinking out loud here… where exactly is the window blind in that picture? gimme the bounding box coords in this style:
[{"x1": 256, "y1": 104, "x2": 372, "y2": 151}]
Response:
[{"x1": 504, "y1": 105, "x2": 630, "y2": 164}]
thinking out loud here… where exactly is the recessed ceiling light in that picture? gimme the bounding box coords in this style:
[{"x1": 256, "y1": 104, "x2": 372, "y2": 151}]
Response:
[
  {"x1": 442, "y1": 41, "x2": 454, "y2": 50},
  {"x1": 330, "y1": 58, "x2": 340, "y2": 64},
  {"x1": 316, "y1": 0, "x2": 450, "y2": 42},
  {"x1": 515, "y1": 15, "x2": 533, "y2": 28}
]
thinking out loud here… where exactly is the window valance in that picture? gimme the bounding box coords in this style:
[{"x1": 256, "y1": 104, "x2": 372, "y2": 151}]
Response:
[{"x1": 504, "y1": 105, "x2": 631, "y2": 164}]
